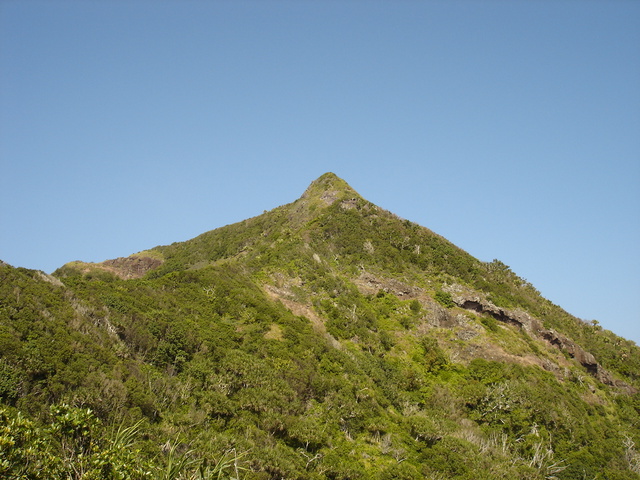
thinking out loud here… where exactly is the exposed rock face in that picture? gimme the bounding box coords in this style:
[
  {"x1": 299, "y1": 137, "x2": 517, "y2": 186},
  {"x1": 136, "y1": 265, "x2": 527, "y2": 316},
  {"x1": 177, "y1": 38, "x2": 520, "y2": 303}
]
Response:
[
  {"x1": 36, "y1": 271, "x2": 64, "y2": 287},
  {"x1": 444, "y1": 284, "x2": 627, "y2": 389},
  {"x1": 445, "y1": 286, "x2": 543, "y2": 335},
  {"x1": 539, "y1": 328, "x2": 619, "y2": 385},
  {"x1": 355, "y1": 272, "x2": 421, "y2": 298},
  {"x1": 99, "y1": 256, "x2": 163, "y2": 279}
]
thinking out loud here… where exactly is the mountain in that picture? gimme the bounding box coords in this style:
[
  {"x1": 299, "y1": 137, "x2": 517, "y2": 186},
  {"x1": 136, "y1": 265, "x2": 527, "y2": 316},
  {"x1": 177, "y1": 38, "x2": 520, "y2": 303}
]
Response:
[{"x1": 2, "y1": 172, "x2": 640, "y2": 479}]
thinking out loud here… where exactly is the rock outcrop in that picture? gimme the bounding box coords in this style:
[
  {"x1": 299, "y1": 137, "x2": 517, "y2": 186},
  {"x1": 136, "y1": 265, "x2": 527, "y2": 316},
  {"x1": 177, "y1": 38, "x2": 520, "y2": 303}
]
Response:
[
  {"x1": 444, "y1": 284, "x2": 628, "y2": 389},
  {"x1": 64, "y1": 255, "x2": 163, "y2": 280},
  {"x1": 100, "y1": 255, "x2": 163, "y2": 279}
]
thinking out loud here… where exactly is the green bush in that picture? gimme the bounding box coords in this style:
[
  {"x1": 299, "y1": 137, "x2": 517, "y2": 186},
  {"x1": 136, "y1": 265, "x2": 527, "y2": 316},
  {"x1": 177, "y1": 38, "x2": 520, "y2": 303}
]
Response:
[{"x1": 434, "y1": 290, "x2": 455, "y2": 308}]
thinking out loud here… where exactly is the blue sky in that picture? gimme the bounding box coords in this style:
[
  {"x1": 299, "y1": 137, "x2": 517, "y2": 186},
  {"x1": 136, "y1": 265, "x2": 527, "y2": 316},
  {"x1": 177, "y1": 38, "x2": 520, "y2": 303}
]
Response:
[{"x1": 1, "y1": 1, "x2": 639, "y2": 343}]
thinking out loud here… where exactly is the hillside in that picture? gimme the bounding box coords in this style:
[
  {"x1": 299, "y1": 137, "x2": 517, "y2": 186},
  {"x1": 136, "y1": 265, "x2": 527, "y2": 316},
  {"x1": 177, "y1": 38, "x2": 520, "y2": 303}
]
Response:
[{"x1": 2, "y1": 172, "x2": 640, "y2": 479}]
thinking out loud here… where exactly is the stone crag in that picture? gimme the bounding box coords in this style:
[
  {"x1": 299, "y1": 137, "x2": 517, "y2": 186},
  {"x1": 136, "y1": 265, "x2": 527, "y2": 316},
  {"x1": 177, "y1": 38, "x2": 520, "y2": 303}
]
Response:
[{"x1": 444, "y1": 284, "x2": 632, "y2": 391}]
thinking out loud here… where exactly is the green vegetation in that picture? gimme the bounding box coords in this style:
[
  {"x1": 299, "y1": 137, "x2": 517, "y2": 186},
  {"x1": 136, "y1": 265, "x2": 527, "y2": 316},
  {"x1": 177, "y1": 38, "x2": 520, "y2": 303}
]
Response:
[
  {"x1": 434, "y1": 290, "x2": 455, "y2": 308},
  {"x1": 1, "y1": 173, "x2": 639, "y2": 478}
]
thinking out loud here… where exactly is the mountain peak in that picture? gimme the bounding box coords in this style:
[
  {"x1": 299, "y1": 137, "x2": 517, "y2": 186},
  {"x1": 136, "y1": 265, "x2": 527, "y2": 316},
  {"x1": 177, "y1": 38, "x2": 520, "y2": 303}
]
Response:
[
  {"x1": 300, "y1": 172, "x2": 360, "y2": 207},
  {"x1": 12, "y1": 170, "x2": 640, "y2": 479}
]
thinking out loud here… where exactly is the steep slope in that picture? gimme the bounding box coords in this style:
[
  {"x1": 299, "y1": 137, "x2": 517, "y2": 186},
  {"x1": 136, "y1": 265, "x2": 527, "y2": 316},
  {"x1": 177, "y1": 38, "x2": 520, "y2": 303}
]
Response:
[{"x1": 2, "y1": 172, "x2": 640, "y2": 479}]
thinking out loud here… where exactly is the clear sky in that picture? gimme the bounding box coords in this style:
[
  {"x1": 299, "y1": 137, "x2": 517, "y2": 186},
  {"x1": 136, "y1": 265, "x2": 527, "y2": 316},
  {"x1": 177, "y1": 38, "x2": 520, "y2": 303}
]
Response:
[{"x1": 1, "y1": 1, "x2": 639, "y2": 343}]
